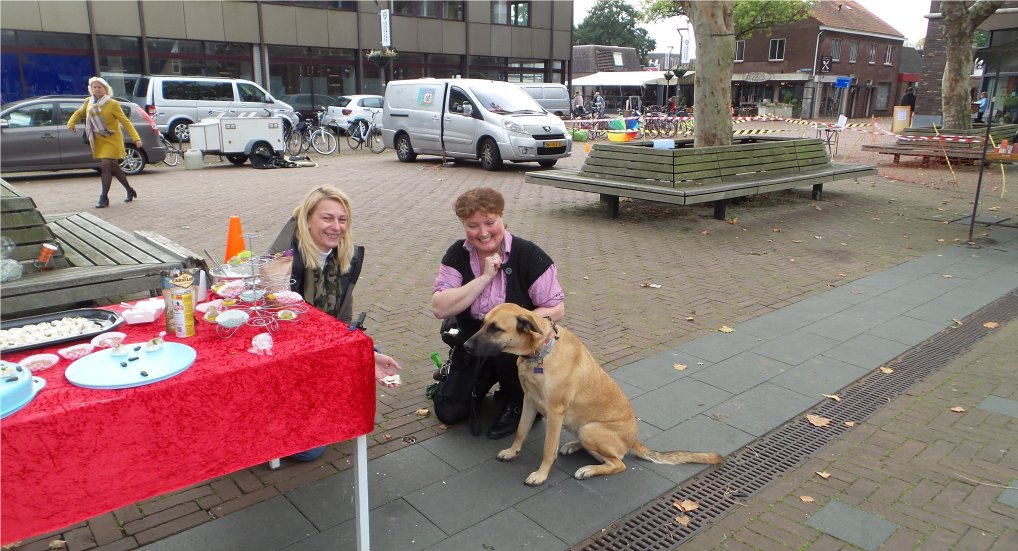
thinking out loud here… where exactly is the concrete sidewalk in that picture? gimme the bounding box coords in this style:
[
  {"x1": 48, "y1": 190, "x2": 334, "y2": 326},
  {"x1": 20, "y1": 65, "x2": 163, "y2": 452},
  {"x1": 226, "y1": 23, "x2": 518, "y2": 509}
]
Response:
[{"x1": 128, "y1": 229, "x2": 1017, "y2": 550}]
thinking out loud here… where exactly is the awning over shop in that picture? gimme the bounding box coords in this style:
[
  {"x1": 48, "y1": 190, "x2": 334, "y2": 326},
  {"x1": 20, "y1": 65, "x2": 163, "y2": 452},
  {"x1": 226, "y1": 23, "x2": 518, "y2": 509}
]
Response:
[
  {"x1": 732, "y1": 72, "x2": 811, "y2": 83},
  {"x1": 572, "y1": 70, "x2": 695, "y2": 87}
]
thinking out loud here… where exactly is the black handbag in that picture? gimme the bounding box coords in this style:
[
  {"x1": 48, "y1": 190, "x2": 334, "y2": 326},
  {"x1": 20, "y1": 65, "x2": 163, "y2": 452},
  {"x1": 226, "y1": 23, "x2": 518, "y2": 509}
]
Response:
[{"x1": 82, "y1": 130, "x2": 89, "y2": 145}]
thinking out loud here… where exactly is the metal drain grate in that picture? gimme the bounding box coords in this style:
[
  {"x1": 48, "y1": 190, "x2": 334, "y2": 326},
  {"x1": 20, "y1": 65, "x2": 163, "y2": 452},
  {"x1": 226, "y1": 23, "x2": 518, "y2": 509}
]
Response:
[{"x1": 574, "y1": 291, "x2": 1018, "y2": 551}]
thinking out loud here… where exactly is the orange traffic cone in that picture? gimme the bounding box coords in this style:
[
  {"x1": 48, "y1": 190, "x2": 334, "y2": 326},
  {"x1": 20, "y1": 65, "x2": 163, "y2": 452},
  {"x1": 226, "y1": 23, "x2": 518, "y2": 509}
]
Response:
[{"x1": 224, "y1": 215, "x2": 245, "y2": 262}]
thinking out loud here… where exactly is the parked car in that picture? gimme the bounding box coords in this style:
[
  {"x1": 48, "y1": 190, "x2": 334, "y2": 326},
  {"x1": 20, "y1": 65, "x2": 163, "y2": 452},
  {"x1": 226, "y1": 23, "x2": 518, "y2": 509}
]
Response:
[
  {"x1": 131, "y1": 75, "x2": 297, "y2": 142},
  {"x1": 516, "y1": 83, "x2": 571, "y2": 118},
  {"x1": 278, "y1": 93, "x2": 340, "y2": 121},
  {"x1": 0, "y1": 95, "x2": 166, "y2": 176},
  {"x1": 324, "y1": 95, "x2": 384, "y2": 135}
]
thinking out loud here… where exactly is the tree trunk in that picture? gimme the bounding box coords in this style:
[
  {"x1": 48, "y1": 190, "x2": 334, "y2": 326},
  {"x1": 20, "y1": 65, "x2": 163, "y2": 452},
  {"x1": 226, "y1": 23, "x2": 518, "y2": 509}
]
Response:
[
  {"x1": 686, "y1": 1, "x2": 734, "y2": 147},
  {"x1": 940, "y1": 1, "x2": 1004, "y2": 129}
]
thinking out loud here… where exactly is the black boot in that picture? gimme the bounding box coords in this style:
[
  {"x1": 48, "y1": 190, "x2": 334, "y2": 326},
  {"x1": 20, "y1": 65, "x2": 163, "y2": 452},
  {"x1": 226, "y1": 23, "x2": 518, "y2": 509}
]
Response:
[
  {"x1": 487, "y1": 404, "x2": 522, "y2": 439},
  {"x1": 95, "y1": 196, "x2": 109, "y2": 209},
  {"x1": 124, "y1": 187, "x2": 138, "y2": 202}
]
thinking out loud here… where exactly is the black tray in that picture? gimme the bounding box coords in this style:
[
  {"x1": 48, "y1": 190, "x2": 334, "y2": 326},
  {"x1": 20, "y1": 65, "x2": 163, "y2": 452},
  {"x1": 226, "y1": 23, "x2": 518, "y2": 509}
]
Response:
[{"x1": 0, "y1": 308, "x2": 125, "y2": 354}]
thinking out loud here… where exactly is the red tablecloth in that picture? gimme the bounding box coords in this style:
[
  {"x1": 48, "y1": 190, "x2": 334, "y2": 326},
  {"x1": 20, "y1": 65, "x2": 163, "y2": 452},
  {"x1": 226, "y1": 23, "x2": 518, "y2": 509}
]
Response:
[{"x1": 1, "y1": 305, "x2": 375, "y2": 544}]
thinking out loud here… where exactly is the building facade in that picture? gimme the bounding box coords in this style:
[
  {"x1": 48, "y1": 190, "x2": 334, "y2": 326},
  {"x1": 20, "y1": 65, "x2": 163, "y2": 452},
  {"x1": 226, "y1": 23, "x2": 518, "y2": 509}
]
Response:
[
  {"x1": 733, "y1": 0, "x2": 905, "y2": 119},
  {"x1": 0, "y1": 0, "x2": 573, "y2": 104}
]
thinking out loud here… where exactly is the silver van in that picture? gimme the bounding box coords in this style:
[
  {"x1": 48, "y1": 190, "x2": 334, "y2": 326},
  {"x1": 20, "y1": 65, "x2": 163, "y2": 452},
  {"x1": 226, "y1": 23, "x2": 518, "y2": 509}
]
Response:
[
  {"x1": 131, "y1": 76, "x2": 297, "y2": 142},
  {"x1": 382, "y1": 78, "x2": 571, "y2": 171},
  {"x1": 516, "y1": 83, "x2": 571, "y2": 118}
]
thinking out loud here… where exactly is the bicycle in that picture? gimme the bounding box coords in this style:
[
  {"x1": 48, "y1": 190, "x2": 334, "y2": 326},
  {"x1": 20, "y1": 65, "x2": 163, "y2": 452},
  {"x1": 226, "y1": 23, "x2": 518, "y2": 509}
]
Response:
[
  {"x1": 159, "y1": 135, "x2": 183, "y2": 166},
  {"x1": 345, "y1": 112, "x2": 385, "y2": 154},
  {"x1": 307, "y1": 109, "x2": 338, "y2": 155}
]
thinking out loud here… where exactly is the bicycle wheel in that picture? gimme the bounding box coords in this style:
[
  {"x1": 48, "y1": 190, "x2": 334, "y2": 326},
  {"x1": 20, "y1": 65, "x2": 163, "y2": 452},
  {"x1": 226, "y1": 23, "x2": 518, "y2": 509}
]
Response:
[
  {"x1": 286, "y1": 130, "x2": 304, "y2": 155},
  {"x1": 311, "y1": 128, "x2": 339, "y2": 155},
  {"x1": 161, "y1": 138, "x2": 181, "y2": 166},
  {"x1": 367, "y1": 128, "x2": 385, "y2": 154},
  {"x1": 346, "y1": 121, "x2": 367, "y2": 149}
]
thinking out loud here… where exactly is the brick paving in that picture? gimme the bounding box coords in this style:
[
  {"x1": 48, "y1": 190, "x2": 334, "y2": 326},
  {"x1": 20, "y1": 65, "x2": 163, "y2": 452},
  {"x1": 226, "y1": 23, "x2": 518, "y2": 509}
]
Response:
[{"x1": 2, "y1": 118, "x2": 1016, "y2": 550}]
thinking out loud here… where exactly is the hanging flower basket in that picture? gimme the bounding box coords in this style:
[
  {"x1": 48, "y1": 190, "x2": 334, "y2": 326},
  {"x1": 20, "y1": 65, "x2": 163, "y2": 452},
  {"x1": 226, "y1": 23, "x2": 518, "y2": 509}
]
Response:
[{"x1": 366, "y1": 48, "x2": 397, "y2": 68}]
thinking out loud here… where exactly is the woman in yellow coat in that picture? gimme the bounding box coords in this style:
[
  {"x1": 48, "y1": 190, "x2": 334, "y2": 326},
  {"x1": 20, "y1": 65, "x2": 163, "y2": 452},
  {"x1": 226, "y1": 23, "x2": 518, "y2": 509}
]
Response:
[{"x1": 67, "y1": 76, "x2": 143, "y2": 208}]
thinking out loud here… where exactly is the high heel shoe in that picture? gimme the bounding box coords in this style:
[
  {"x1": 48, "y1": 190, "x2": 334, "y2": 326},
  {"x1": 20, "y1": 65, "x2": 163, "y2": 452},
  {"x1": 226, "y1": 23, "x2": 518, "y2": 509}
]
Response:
[
  {"x1": 95, "y1": 196, "x2": 110, "y2": 209},
  {"x1": 125, "y1": 188, "x2": 138, "y2": 203}
]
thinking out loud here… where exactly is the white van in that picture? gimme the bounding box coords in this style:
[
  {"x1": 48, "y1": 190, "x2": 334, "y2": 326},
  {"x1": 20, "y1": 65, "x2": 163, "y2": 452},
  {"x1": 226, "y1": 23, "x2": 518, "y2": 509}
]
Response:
[
  {"x1": 516, "y1": 83, "x2": 571, "y2": 118},
  {"x1": 382, "y1": 78, "x2": 571, "y2": 170},
  {"x1": 131, "y1": 76, "x2": 297, "y2": 142}
]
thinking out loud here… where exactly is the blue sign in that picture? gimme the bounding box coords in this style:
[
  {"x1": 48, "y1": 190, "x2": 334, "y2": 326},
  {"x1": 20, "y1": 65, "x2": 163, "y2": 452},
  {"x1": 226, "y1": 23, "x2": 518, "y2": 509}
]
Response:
[{"x1": 835, "y1": 77, "x2": 851, "y2": 88}]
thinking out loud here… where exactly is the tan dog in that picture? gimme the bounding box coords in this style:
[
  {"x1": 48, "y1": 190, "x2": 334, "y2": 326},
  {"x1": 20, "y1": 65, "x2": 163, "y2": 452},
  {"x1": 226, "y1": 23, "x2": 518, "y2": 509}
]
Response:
[{"x1": 464, "y1": 303, "x2": 723, "y2": 486}]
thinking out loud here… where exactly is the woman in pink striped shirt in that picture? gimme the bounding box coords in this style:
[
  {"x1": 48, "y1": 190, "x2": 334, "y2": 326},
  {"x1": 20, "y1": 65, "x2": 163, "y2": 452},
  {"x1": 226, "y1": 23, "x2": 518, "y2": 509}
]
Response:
[{"x1": 432, "y1": 187, "x2": 565, "y2": 439}]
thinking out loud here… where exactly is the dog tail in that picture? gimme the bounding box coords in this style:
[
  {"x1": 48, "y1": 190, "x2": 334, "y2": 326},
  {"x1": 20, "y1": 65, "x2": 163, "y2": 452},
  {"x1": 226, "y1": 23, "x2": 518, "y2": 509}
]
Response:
[{"x1": 631, "y1": 442, "x2": 724, "y2": 466}]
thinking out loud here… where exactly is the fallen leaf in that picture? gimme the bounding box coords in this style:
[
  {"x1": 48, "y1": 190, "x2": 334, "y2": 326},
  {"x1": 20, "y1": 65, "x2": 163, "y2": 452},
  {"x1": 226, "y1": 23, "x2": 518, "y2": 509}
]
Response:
[
  {"x1": 950, "y1": 406, "x2": 966, "y2": 413},
  {"x1": 583, "y1": 276, "x2": 589, "y2": 280},
  {"x1": 718, "y1": 326, "x2": 735, "y2": 333},
  {"x1": 983, "y1": 322, "x2": 1000, "y2": 329},
  {"x1": 800, "y1": 495, "x2": 815, "y2": 503},
  {"x1": 726, "y1": 217, "x2": 738, "y2": 225},
  {"x1": 814, "y1": 235, "x2": 822, "y2": 239},
  {"x1": 700, "y1": 229, "x2": 710, "y2": 235},
  {"x1": 813, "y1": 205, "x2": 823, "y2": 211},
  {"x1": 952, "y1": 319, "x2": 964, "y2": 326},
  {"x1": 675, "y1": 514, "x2": 691, "y2": 526},
  {"x1": 879, "y1": 366, "x2": 894, "y2": 374},
  {"x1": 942, "y1": 274, "x2": 953, "y2": 278},
  {"x1": 806, "y1": 414, "x2": 831, "y2": 427},
  {"x1": 684, "y1": 316, "x2": 695, "y2": 321},
  {"x1": 48, "y1": 541, "x2": 67, "y2": 550},
  {"x1": 673, "y1": 363, "x2": 687, "y2": 371},
  {"x1": 838, "y1": 273, "x2": 847, "y2": 278},
  {"x1": 415, "y1": 408, "x2": 431, "y2": 417},
  {"x1": 822, "y1": 394, "x2": 841, "y2": 402},
  {"x1": 789, "y1": 259, "x2": 795, "y2": 262},
  {"x1": 844, "y1": 421, "x2": 856, "y2": 427},
  {"x1": 674, "y1": 499, "x2": 699, "y2": 512},
  {"x1": 815, "y1": 471, "x2": 831, "y2": 479},
  {"x1": 937, "y1": 238, "x2": 945, "y2": 242},
  {"x1": 648, "y1": 284, "x2": 662, "y2": 289},
  {"x1": 988, "y1": 206, "x2": 1000, "y2": 211},
  {"x1": 840, "y1": 242, "x2": 848, "y2": 246},
  {"x1": 2, "y1": 543, "x2": 23, "y2": 551},
  {"x1": 382, "y1": 433, "x2": 393, "y2": 441},
  {"x1": 772, "y1": 228, "x2": 782, "y2": 232},
  {"x1": 792, "y1": 239, "x2": 804, "y2": 243}
]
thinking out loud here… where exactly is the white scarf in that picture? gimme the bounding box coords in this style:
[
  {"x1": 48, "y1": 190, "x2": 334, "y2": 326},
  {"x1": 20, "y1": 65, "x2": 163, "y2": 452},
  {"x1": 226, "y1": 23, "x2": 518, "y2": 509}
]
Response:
[{"x1": 85, "y1": 94, "x2": 114, "y2": 144}]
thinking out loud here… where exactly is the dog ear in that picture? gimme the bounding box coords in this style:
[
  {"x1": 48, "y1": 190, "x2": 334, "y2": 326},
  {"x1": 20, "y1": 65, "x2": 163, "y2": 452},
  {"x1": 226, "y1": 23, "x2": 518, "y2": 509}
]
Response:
[{"x1": 516, "y1": 314, "x2": 543, "y2": 337}]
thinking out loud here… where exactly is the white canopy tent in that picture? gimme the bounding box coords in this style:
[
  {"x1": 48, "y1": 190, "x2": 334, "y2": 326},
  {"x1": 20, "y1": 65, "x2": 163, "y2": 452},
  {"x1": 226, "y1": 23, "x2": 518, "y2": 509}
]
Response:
[{"x1": 572, "y1": 71, "x2": 695, "y2": 110}]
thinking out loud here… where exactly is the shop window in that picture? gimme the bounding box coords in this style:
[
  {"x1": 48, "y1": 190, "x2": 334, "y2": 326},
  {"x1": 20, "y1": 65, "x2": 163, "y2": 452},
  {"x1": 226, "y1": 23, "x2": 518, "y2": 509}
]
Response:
[
  {"x1": 830, "y1": 39, "x2": 841, "y2": 62},
  {"x1": 849, "y1": 42, "x2": 858, "y2": 63},
  {"x1": 735, "y1": 40, "x2": 745, "y2": 62},
  {"x1": 768, "y1": 38, "x2": 785, "y2": 61}
]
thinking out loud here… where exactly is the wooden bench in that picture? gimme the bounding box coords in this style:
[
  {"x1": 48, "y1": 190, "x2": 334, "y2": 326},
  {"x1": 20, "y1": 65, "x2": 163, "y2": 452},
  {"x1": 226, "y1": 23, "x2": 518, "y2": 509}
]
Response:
[
  {"x1": 859, "y1": 144, "x2": 987, "y2": 166},
  {"x1": 1, "y1": 180, "x2": 203, "y2": 318},
  {"x1": 861, "y1": 123, "x2": 1018, "y2": 167},
  {"x1": 525, "y1": 138, "x2": 877, "y2": 219}
]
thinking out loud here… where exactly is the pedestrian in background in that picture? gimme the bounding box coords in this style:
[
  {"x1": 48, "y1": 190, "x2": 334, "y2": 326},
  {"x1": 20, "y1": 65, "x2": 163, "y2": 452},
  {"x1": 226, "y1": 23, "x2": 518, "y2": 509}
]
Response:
[
  {"x1": 976, "y1": 91, "x2": 988, "y2": 123},
  {"x1": 572, "y1": 91, "x2": 586, "y2": 117},
  {"x1": 67, "y1": 76, "x2": 142, "y2": 209},
  {"x1": 900, "y1": 87, "x2": 916, "y2": 112}
]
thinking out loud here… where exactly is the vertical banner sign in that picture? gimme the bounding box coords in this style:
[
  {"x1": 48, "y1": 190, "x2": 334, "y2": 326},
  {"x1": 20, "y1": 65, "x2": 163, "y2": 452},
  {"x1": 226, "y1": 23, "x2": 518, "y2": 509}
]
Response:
[
  {"x1": 680, "y1": 38, "x2": 690, "y2": 64},
  {"x1": 380, "y1": 9, "x2": 391, "y2": 48}
]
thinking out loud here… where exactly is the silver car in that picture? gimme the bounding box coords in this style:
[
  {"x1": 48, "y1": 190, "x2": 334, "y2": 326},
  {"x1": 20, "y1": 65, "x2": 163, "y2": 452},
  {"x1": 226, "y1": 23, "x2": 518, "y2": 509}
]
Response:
[{"x1": 0, "y1": 95, "x2": 166, "y2": 176}]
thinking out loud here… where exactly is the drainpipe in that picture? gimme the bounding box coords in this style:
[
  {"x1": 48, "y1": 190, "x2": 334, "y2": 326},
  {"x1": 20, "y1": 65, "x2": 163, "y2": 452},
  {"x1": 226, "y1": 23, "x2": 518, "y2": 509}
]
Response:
[{"x1": 810, "y1": 30, "x2": 824, "y2": 119}]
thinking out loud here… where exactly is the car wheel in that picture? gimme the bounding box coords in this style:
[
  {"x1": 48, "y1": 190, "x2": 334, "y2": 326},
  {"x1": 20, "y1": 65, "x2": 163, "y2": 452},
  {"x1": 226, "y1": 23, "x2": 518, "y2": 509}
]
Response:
[
  {"x1": 225, "y1": 154, "x2": 248, "y2": 165},
  {"x1": 479, "y1": 138, "x2": 503, "y2": 171},
  {"x1": 169, "y1": 120, "x2": 191, "y2": 143},
  {"x1": 395, "y1": 133, "x2": 417, "y2": 162},
  {"x1": 119, "y1": 146, "x2": 146, "y2": 175},
  {"x1": 538, "y1": 160, "x2": 557, "y2": 168}
]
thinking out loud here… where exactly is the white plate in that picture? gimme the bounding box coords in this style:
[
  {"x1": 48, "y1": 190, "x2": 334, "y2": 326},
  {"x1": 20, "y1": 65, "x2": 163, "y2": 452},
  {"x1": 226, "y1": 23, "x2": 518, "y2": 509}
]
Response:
[{"x1": 65, "y1": 342, "x2": 196, "y2": 390}]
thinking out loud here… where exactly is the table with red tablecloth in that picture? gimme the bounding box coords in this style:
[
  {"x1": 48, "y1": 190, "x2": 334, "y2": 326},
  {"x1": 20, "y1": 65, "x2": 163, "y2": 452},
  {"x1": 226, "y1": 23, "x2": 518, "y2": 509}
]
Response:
[{"x1": 1, "y1": 304, "x2": 376, "y2": 546}]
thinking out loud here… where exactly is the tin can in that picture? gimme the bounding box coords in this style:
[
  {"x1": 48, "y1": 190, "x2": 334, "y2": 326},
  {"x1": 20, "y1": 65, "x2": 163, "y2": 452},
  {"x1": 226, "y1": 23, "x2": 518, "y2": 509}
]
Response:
[{"x1": 171, "y1": 287, "x2": 195, "y2": 338}]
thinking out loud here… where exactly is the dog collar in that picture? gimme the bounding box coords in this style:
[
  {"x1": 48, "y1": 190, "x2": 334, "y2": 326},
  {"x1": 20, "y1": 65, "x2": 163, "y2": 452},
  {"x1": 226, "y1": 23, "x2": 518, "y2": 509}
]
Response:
[{"x1": 524, "y1": 320, "x2": 558, "y2": 374}]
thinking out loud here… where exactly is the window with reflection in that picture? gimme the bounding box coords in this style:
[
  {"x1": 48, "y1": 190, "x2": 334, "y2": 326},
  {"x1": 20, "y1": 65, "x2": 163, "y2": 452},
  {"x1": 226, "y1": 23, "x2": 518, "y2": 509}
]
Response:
[
  {"x1": 147, "y1": 39, "x2": 252, "y2": 79},
  {"x1": 97, "y1": 36, "x2": 143, "y2": 97},
  {"x1": 267, "y1": 45, "x2": 355, "y2": 110},
  {"x1": 469, "y1": 56, "x2": 507, "y2": 81},
  {"x1": 1, "y1": 30, "x2": 94, "y2": 102},
  {"x1": 492, "y1": 1, "x2": 529, "y2": 26},
  {"x1": 507, "y1": 59, "x2": 545, "y2": 83},
  {"x1": 392, "y1": 1, "x2": 464, "y2": 20}
]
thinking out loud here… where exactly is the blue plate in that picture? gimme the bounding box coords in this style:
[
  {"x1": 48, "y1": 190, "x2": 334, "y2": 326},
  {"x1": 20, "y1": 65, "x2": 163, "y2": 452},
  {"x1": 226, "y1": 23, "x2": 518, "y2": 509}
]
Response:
[
  {"x1": 65, "y1": 342, "x2": 196, "y2": 390},
  {"x1": 1, "y1": 363, "x2": 46, "y2": 419}
]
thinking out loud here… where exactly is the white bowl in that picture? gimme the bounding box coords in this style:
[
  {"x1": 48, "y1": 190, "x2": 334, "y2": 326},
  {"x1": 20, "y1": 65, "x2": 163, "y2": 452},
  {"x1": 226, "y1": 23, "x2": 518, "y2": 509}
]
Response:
[
  {"x1": 20, "y1": 353, "x2": 59, "y2": 372},
  {"x1": 216, "y1": 310, "x2": 249, "y2": 329},
  {"x1": 91, "y1": 331, "x2": 127, "y2": 348},
  {"x1": 58, "y1": 343, "x2": 95, "y2": 360}
]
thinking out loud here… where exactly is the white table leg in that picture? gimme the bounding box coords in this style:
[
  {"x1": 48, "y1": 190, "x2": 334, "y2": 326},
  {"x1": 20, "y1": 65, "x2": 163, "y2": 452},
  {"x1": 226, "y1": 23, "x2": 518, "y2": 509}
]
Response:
[{"x1": 354, "y1": 434, "x2": 370, "y2": 551}]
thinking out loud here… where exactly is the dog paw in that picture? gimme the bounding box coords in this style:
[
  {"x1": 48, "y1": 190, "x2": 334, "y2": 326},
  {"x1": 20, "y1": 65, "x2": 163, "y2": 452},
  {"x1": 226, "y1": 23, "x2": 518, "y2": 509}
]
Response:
[
  {"x1": 559, "y1": 441, "x2": 583, "y2": 455},
  {"x1": 496, "y1": 448, "x2": 519, "y2": 461},
  {"x1": 524, "y1": 471, "x2": 548, "y2": 486},
  {"x1": 574, "y1": 466, "x2": 595, "y2": 480}
]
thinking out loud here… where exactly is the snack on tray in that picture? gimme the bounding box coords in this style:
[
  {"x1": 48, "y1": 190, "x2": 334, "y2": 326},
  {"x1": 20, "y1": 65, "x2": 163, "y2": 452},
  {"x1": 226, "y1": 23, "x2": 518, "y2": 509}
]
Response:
[
  {"x1": 267, "y1": 291, "x2": 303, "y2": 305},
  {"x1": 214, "y1": 280, "x2": 246, "y2": 299},
  {"x1": 216, "y1": 310, "x2": 249, "y2": 329},
  {"x1": 277, "y1": 310, "x2": 297, "y2": 320},
  {"x1": 1, "y1": 316, "x2": 103, "y2": 350}
]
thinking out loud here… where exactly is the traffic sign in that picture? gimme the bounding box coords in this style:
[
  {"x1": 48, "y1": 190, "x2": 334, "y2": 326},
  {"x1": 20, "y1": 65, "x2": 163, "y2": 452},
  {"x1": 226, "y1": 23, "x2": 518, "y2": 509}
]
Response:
[{"x1": 835, "y1": 76, "x2": 851, "y2": 88}]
